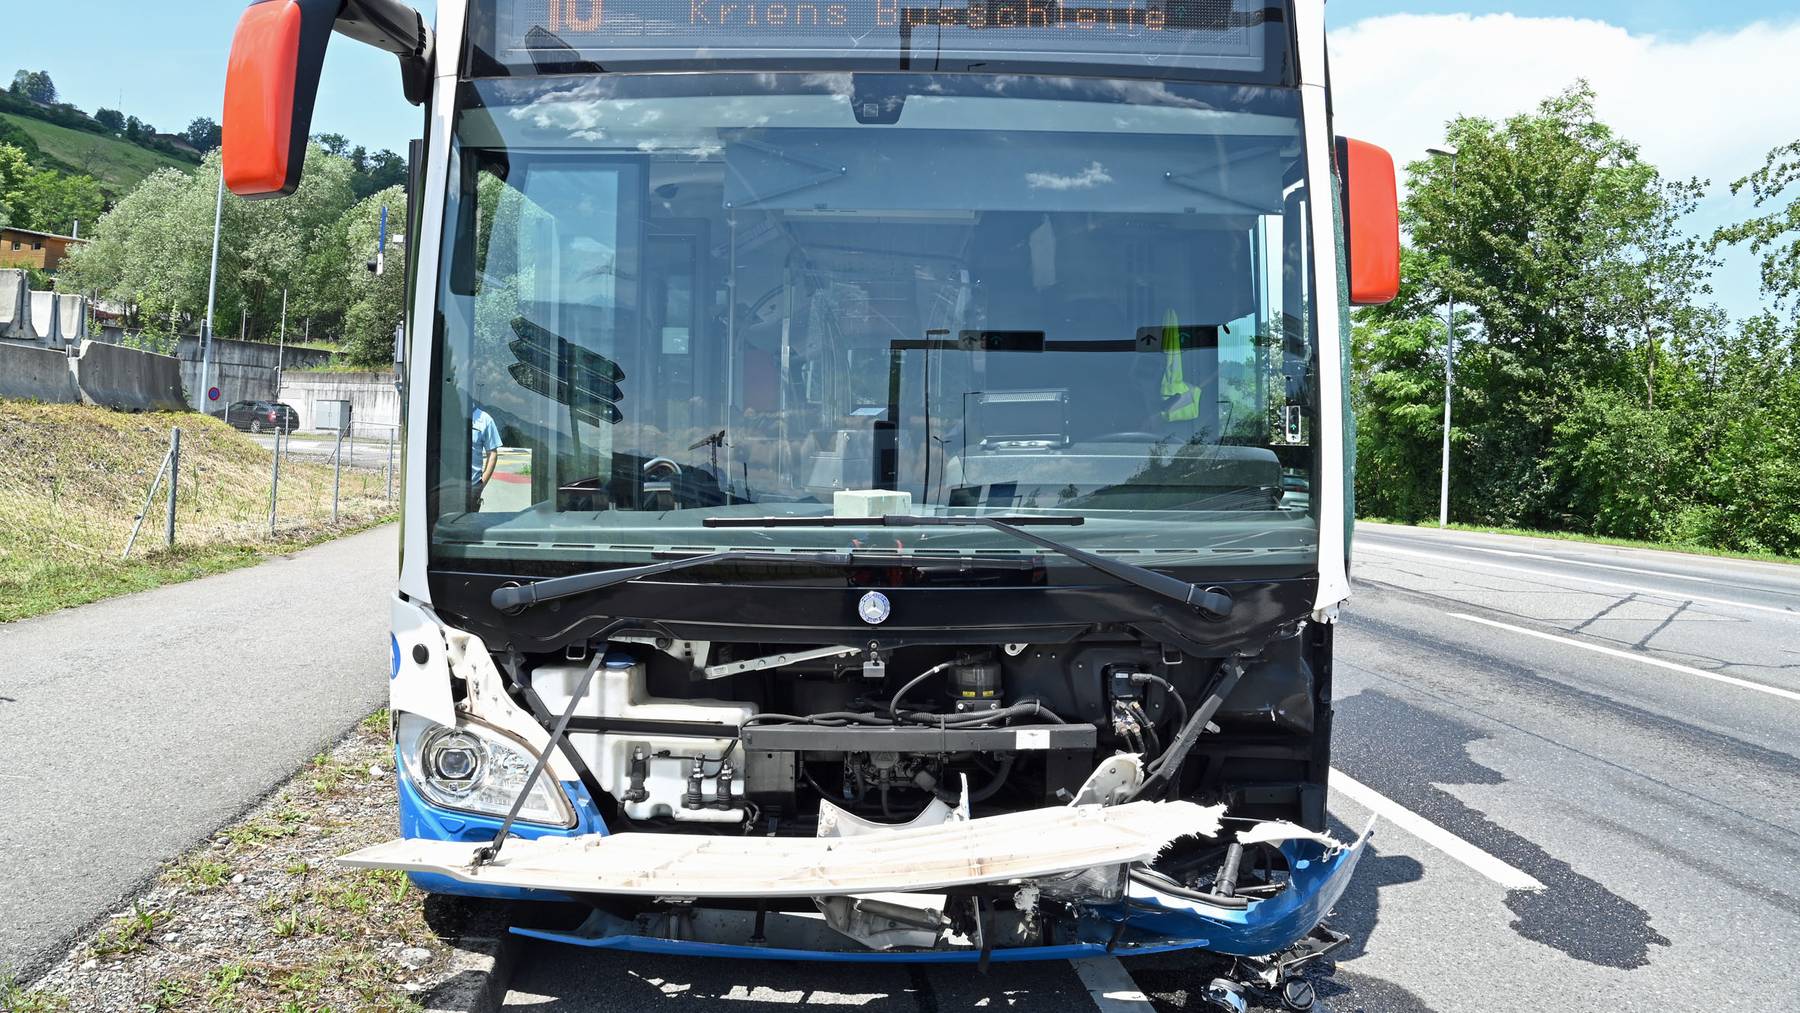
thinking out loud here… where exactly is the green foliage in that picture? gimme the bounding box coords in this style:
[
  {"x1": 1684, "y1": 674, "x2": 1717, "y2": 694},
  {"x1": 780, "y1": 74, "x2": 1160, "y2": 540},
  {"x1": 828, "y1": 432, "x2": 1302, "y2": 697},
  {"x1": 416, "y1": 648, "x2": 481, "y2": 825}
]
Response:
[
  {"x1": 338, "y1": 186, "x2": 409, "y2": 367},
  {"x1": 1355, "y1": 81, "x2": 1800, "y2": 557},
  {"x1": 0, "y1": 141, "x2": 103, "y2": 234},
  {"x1": 183, "y1": 116, "x2": 222, "y2": 153},
  {"x1": 10, "y1": 69, "x2": 57, "y2": 104},
  {"x1": 1712, "y1": 140, "x2": 1800, "y2": 325}
]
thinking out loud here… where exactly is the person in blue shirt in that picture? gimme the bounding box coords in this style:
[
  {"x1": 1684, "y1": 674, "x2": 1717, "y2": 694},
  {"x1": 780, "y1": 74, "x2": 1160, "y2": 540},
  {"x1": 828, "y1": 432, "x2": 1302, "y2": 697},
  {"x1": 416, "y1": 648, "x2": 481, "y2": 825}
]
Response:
[{"x1": 469, "y1": 406, "x2": 502, "y2": 511}]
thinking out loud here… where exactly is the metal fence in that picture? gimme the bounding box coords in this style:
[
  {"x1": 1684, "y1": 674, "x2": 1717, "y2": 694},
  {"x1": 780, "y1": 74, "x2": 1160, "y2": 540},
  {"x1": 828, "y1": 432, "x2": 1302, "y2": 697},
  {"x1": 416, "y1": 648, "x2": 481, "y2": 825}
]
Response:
[{"x1": 122, "y1": 423, "x2": 399, "y2": 558}]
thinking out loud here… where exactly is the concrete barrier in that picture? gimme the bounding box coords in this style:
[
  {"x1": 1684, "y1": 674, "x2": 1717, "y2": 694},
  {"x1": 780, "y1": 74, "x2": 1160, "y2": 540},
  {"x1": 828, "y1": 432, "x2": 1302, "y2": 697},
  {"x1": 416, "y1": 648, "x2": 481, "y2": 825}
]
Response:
[
  {"x1": 0, "y1": 270, "x2": 25, "y2": 339},
  {"x1": 0, "y1": 341, "x2": 79, "y2": 403},
  {"x1": 28, "y1": 290, "x2": 57, "y2": 341},
  {"x1": 69, "y1": 340, "x2": 188, "y2": 411},
  {"x1": 55, "y1": 294, "x2": 86, "y2": 343}
]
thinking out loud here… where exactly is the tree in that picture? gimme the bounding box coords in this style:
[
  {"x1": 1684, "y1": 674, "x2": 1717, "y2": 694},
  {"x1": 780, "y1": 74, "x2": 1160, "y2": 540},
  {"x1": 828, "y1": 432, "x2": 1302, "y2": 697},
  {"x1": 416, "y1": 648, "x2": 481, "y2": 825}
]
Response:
[
  {"x1": 1712, "y1": 140, "x2": 1800, "y2": 327},
  {"x1": 312, "y1": 132, "x2": 351, "y2": 157},
  {"x1": 60, "y1": 146, "x2": 363, "y2": 338},
  {"x1": 0, "y1": 143, "x2": 32, "y2": 228},
  {"x1": 183, "y1": 117, "x2": 222, "y2": 152},
  {"x1": 94, "y1": 107, "x2": 125, "y2": 133},
  {"x1": 10, "y1": 166, "x2": 106, "y2": 235},
  {"x1": 9, "y1": 70, "x2": 56, "y2": 104},
  {"x1": 337, "y1": 186, "x2": 409, "y2": 366},
  {"x1": 1354, "y1": 82, "x2": 1716, "y2": 530}
]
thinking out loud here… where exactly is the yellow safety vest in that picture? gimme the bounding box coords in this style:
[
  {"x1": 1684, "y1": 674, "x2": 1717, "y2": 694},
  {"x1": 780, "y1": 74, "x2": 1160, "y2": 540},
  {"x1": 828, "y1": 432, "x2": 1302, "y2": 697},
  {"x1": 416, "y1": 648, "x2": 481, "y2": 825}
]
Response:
[{"x1": 1160, "y1": 309, "x2": 1201, "y2": 422}]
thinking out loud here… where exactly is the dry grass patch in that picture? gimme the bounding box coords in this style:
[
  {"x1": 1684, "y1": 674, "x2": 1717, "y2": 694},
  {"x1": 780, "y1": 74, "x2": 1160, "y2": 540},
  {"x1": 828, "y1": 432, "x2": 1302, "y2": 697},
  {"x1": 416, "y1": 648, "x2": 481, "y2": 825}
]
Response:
[{"x1": 0, "y1": 399, "x2": 394, "y2": 622}]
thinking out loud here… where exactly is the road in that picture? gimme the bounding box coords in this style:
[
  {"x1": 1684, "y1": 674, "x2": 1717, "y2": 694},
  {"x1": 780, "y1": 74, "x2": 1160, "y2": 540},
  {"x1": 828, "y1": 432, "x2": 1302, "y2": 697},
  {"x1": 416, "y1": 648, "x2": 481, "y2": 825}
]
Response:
[
  {"x1": 0, "y1": 526, "x2": 395, "y2": 981},
  {"x1": 500, "y1": 523, "x2": 1800, "y2": 1011},
  {"x1": 249, "y1": 431, "x2": 400, "y2": 472}
]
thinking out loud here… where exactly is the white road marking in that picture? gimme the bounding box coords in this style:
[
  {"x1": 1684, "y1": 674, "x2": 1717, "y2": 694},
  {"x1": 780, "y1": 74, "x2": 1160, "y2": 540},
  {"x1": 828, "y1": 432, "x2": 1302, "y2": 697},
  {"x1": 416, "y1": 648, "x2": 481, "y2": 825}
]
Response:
[
  {"x1": 1328, "y1": 768, "x2": 1545, "y2": 891},
  {"x1": 1447, "y1": 611, "x2": 1800, "y2": 704},
  {"x1": 1360, "y1": 543, "x2": 1800, "y2": 618},
  {"x1": 1070, "y1": 956, "x2": 1158, "y2": 1013},
  {"x1": 1456, "y1": 545, "x2": 1718, "y2": 583}
]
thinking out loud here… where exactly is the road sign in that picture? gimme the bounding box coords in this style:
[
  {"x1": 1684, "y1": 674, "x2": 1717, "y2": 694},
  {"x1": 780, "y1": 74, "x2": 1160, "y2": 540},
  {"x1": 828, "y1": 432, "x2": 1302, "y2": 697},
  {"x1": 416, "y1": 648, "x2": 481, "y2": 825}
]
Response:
[{"x1": 208, "y1": 386, "x2": 221, "y2": 402}]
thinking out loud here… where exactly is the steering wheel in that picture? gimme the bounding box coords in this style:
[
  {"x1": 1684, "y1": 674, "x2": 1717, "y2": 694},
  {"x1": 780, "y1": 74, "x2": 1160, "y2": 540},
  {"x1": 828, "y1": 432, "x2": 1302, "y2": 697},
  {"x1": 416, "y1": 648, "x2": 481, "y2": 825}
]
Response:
[
  {"x1": 643, "y1": 457, "x2": 683, "y2": 480},
  {"x1": 1089, "y1": 431, "x2": 1167, "y2": 444}
]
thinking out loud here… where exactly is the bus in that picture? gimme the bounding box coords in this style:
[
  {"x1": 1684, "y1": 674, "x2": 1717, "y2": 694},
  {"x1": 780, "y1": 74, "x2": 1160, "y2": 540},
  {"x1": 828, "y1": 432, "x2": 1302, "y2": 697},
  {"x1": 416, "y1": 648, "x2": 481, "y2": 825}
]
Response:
[{"x1": 221, "y1": 0, "x2": 1399, "y2": 998}]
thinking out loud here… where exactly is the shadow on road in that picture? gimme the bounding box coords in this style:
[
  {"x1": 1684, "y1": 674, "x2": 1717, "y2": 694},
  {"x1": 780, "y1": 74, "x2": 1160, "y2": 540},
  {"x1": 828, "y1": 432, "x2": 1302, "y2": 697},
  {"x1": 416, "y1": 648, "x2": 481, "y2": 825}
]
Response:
[{"x1": 501, "y1": 946, "x2": 1098, "y2": 1009}]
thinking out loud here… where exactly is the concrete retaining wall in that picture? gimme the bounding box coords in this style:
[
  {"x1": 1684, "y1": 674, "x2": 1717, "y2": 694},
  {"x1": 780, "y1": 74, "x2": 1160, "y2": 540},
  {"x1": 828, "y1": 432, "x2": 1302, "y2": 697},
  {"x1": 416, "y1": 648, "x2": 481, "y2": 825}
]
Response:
[
  {"x1": 0, "y1": 340, "x2": 79, "y2": 403},
  {"x1": 173, "y1": 335, "x2": 336, "y2": 405},
  {"x1": 70, "y1": 340, "x2": 187, "y2": 411},
  {"x1": 278, "y1": 371, "x2": 401, "y2": 431}
]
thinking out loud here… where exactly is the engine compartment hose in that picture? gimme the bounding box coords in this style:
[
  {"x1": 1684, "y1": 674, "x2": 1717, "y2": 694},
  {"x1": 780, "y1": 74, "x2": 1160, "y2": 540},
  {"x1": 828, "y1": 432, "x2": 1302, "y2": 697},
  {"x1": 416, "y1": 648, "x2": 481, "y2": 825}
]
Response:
[
  {"x1": 1129, "y1": 660, "x2": 1245, "y2": 802},
  {"x1": 887, "y1": 661, "x2": 958, "y2": 721},
  {"x1": 1215, "y1": 841, "x2": 1244, "y2": 897},
  {"x1": 915, "y1": 753, "x2": 1015, "y2": 805}
]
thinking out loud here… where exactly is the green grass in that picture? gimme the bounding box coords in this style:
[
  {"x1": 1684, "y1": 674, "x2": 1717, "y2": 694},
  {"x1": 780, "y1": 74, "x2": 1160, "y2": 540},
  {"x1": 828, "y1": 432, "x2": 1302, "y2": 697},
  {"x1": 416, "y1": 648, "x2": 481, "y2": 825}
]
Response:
[
  {"x1": 0, "y1": 972, "x2": 69, "y2": 1012},
  {"x1": 0, "y1": 113, "x2": 198, "y2": 196},
  {"x1": 0, "y1": 400, "x2": 397, "y2": 624},
  {"x1": 88, "y1": 905, "x2": 167, "y2": 960},
  {"x1": 1359, "y1": 517, "x2": 1800, "y2": 567}
]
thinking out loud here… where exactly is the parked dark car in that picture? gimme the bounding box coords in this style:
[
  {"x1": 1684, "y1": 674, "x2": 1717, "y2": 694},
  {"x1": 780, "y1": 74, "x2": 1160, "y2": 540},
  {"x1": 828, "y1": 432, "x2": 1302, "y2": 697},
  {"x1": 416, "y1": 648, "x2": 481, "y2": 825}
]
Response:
[{"x1": 216, "y1": 400, "x2": 300, "y2": 434}]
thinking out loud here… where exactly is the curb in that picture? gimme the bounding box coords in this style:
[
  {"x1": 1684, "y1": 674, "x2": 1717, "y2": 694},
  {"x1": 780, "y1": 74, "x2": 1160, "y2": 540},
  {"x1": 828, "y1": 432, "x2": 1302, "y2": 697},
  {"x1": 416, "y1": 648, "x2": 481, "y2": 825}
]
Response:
[{"x1": 421, "y1": 907, "x2": 524, "y2": 1013}]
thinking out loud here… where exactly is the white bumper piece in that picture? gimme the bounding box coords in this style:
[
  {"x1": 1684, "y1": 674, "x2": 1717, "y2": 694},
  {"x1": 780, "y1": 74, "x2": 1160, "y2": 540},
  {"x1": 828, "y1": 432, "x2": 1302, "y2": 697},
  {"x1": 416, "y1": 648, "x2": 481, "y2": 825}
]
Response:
[{"x1": 340, "y1": 800, "x2": 1222, "y2": 898}]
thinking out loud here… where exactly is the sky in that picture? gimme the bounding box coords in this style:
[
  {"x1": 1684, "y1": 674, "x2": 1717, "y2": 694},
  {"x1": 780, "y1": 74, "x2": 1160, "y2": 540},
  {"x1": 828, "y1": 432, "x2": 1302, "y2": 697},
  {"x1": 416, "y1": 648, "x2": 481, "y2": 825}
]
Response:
[{"x1": 4, "y1": 1, "x2": 1795, "y2": 317}]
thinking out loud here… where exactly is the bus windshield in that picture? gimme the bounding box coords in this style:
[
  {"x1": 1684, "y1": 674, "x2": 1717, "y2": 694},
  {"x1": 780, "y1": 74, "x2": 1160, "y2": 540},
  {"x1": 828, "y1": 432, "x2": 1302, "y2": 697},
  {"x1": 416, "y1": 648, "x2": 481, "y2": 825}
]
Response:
[{"x1": 428, "y1": 73, "x2": 1319, "y2": 572}]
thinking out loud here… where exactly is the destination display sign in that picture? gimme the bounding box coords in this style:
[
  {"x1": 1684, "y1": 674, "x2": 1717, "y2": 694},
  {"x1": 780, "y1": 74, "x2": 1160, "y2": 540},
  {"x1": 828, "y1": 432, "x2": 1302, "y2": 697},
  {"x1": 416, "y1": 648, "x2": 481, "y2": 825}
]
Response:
[{"x1": 477, "y1": 0, "x2": 1282, "y2": 77}]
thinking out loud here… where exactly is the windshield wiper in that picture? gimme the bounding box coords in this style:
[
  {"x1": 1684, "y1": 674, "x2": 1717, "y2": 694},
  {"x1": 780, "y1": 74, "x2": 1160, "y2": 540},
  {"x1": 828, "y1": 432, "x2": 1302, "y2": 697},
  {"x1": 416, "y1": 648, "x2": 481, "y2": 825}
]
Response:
[
  {"x1": 704, "y1": 515, "x2": 1234, "y2": 618},
  {"x1": 490, "y1": 550, "x2": 854, "y2": 611}
]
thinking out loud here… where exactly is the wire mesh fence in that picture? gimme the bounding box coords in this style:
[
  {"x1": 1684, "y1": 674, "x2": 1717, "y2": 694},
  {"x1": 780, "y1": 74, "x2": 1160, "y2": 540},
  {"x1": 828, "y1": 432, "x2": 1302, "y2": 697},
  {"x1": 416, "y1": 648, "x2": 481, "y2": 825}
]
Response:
[{"x1": 0, "y1": 401, "x2": 400, "y2": 622}]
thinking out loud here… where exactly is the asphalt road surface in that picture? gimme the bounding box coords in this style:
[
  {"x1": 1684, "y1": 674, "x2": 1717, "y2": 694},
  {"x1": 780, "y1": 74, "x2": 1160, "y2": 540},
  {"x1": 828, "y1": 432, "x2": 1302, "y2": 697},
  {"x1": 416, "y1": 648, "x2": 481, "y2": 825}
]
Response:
[
  {"x1": 501, "y1": 524, "x2": 1800, "y2": 1011},
  {"x1": 0, "y1": 526, "x2": 396, "y2": 981},
  {"x1": 250, "y1": 431, "x2": 400, "y2": 472}
]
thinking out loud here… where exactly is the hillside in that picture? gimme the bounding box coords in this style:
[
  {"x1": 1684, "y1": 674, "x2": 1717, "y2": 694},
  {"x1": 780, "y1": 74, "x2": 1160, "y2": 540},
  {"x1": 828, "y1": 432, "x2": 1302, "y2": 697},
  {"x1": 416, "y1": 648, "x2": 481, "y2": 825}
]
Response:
[
  {"x1": 0, "y1": 112, "x2": 198, "y2": 197},
  {"x1": 0, "y1": 400, "x2": 392, "y2": 622}
]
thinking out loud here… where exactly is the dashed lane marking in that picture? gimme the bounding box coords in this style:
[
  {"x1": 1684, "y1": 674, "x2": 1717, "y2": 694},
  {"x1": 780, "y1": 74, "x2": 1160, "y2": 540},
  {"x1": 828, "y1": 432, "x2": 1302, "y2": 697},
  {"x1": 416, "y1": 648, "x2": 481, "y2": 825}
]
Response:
[
  {"x1": 1360, "y1": 543, "x2": 1800, "y2": 618},
  {"x1": 1071, "y1": 956, "x2": 1159, "y2": 1013},
  {"x1": 1447, "y1": 611, "x2": 1800, "y2": 704}
]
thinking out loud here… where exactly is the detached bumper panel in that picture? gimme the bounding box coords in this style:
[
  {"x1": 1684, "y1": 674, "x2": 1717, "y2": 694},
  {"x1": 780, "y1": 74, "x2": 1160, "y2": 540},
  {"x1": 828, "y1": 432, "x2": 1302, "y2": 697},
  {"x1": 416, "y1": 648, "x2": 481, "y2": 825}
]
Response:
[
  {"x1": 1104, "y1": 819, "x2": 1375, "y2": 957},
  {"x1": 341, "y1": 800, "x2": 1223, "y2": 897}
]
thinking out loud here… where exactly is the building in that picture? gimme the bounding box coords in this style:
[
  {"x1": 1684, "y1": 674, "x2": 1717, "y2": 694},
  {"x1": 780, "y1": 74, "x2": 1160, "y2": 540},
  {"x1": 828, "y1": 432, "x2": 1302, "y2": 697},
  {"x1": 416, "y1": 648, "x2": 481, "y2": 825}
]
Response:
[{"x1": 0, "y1": 227, "x2": 85, "y2": 272}]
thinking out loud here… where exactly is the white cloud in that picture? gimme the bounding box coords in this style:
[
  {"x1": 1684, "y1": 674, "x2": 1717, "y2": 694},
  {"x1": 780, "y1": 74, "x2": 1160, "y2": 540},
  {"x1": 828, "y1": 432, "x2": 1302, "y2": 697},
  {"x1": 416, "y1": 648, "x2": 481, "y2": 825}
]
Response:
[
  {"x1": 1328, "y1": 12, "x2": 1800, "y2": 315},
  {"x1": 1026, "y1": 162, "x2": 1114, "y2": 191},
  {"x1": 1329, "y1": 13, "x2": 1800, "y2": 186}
]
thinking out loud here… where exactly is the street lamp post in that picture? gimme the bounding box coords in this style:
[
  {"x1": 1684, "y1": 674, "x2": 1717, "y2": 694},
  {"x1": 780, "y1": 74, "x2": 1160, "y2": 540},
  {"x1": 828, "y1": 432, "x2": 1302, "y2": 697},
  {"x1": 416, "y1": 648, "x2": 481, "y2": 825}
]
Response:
[
  {"x1": 197, "y1": 169, "x2": 225, "y2": 413},
  {"x1": 1428, "y1": 144, "x2": 1459, "y2": 528}
]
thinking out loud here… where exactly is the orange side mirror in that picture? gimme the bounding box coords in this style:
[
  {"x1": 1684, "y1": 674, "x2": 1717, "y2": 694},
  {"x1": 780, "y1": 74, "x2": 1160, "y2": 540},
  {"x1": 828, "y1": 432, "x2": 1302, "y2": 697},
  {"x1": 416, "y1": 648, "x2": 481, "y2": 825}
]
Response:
[
  {"x1": 1336, "y1": 138, "x2": 1401, "y2": 305},
  {"x1": 223, "y1": 0, "x2": 338, "y2": 199}
]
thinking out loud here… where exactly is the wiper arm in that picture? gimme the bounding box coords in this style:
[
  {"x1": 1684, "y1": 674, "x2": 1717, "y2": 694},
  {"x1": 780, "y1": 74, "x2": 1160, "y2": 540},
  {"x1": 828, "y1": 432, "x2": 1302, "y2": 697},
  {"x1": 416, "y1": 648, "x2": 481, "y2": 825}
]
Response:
[
  {"x1": 703, "y1": 515, "x2": 1234, "y2": 618},
  {"x1": 491, "y1": 550, "x2": 852, "y2": 611}
]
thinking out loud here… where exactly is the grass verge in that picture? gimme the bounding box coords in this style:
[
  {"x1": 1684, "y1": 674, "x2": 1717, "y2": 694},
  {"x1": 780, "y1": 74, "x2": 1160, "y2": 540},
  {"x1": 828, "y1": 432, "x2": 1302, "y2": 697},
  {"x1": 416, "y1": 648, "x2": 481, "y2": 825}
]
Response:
[
  {"x1": 0, "y1": 399, "x2": 397, "y2": 623},
  {"x1": 15, "y1": 710, "x2": 484, "y2": 1013},
  {"x1": 0, "y1": 113, "x2": 197, "y2": 195},
  {"x1": 1359, "y1": 517, "x2": 1800, "y2": 566}
]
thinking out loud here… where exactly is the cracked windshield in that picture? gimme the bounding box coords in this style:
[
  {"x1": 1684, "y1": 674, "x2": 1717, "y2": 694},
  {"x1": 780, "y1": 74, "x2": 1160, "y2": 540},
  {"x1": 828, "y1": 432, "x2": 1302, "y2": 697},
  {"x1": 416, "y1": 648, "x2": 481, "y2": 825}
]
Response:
[{"x1": 430, "y1": 75, "x2": 1318, "y2": 568}]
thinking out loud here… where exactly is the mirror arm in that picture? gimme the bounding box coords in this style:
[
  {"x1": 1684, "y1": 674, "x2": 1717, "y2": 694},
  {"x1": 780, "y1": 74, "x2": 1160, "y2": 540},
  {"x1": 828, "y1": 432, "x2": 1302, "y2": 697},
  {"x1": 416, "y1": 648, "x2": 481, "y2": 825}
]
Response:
[{"x1": 334, "y1": 0, "x2": 434, "y2": 105}]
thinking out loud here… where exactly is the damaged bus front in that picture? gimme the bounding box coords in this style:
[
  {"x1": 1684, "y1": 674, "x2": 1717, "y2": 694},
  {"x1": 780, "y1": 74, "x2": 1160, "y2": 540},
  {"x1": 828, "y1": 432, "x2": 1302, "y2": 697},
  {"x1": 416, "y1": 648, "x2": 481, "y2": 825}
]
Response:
[{"x1": 220, "y1": 0, "x2": 1401, "y2": 992}]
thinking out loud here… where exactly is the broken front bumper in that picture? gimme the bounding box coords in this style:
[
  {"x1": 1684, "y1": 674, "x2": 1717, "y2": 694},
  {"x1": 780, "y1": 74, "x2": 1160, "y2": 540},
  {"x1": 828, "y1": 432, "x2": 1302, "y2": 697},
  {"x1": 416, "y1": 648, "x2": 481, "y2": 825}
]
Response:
[{"x1": 342, "y1": 800, "x2": 1371, "y2": 962}]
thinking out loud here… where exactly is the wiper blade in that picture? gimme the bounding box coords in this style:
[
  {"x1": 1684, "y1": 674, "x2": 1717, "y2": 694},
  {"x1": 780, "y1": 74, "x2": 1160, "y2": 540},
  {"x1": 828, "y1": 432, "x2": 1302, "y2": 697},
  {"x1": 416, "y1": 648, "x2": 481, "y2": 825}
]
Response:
[
  {"x1": 703, "y1": 515, "x2": 1233, "y2": 618},
  {"x1": 491, "y1": 550, "x2": 853, "y2": 611},
  {"x1": 703, "y1": 515, "x2": 1083, "y2": 529}
]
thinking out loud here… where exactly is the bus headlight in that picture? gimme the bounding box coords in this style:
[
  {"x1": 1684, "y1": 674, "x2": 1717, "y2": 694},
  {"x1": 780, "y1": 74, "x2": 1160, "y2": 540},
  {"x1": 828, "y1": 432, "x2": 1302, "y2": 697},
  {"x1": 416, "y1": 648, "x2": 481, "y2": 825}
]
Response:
[{"x1": 398, "y1": 712, "x2": 575, "y2": 828}]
